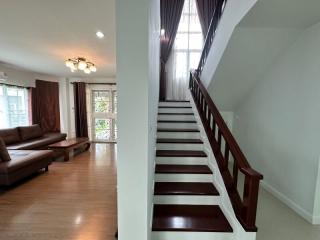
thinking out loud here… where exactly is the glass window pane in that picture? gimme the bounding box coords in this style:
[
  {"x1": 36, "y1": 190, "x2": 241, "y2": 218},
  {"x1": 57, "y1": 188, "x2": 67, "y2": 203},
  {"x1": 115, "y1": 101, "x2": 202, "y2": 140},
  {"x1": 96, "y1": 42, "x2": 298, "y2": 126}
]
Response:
[
  {"x1": 189, "y1": 52, "x2": 201, "y2": 70},
  {"x1": 175, "y1": 52, "x2": 188, "y2": 79},
  {"x1": 189, "y1": 0, "x2": 197, "y2": 15},
  {"x1": 177, "y1": 14, "x2": 189, "y2": 32},
  {"x1": 93, "y1": 91, "x2": 110, "y2": 113},
  {"x1": 189, "y1": 14, "x2": 202, "y2": 32},
  {"x1": 182, "y1": 0, "x2": 190, "y2": 14},
  {"x1": 175, "y1": 33, "x2": 188, "y2": 50},
  {"x1": 189, "y1": 33, "x2": 203, "y2": 50},
  {"x1": 95, "y1": 118, "x2": 111, "y2": 140}
]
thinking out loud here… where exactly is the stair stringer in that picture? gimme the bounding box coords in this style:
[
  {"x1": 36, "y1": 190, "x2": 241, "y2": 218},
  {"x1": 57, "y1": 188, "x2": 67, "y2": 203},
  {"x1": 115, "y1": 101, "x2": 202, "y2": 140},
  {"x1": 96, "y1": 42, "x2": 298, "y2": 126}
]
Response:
[{"x1": 188, "y1": 91, "x2": 256, "y2": 240}]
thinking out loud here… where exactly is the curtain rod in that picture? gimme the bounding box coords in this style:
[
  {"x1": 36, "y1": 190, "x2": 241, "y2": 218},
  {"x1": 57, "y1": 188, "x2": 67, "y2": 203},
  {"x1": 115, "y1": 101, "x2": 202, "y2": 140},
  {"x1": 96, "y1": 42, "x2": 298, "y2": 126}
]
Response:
[
  {"x1": 70, "y1": 82, "x2": 116, "y2": 85},
  {"x1": 0, "y1": 82, "x2": 31, "y2": 89}
]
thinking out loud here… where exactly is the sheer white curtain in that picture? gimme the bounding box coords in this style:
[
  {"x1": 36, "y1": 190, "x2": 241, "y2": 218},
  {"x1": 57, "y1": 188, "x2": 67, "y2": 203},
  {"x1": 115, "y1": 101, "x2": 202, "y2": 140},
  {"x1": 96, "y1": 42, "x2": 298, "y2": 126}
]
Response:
[
  {"x1": 166, "y1": 0, "x2": 203, "y2": 100},
  {"x1": 0, "y1": 85, "x2": 29, "y2": 128}
]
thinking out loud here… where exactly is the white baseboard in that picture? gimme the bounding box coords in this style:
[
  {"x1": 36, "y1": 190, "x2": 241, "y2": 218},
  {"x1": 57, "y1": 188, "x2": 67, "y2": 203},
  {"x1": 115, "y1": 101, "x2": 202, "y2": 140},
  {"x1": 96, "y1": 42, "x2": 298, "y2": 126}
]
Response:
[{"x1": 261, "y1": 181, "x2": 315, "y2": 224}]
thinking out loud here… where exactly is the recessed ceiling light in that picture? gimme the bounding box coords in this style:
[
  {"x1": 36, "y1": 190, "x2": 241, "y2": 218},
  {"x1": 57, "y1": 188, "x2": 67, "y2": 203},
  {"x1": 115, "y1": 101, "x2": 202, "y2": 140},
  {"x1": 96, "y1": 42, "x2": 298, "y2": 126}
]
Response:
[{"x1": 96, "y1": 31, "x2": 105, "y2": 39}]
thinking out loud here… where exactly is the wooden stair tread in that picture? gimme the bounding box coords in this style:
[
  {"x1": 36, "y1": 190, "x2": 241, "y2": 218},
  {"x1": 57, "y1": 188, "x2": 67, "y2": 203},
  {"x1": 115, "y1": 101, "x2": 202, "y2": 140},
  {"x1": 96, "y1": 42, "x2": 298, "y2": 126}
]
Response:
[
  {"x1": 158, "y1": 113, "x2": 194, "y2": 115},
  {"x1": 155, "y1": 164, "x2": 212, "y2": 174},
  {"x1": 158, "y1": 120, "x2": 197, "y2": 123},
  {"x1": 157, "y1": 128, "x2": 199, "y2": 132},
  {"x1": 156, "y1": 150, "x2": 207, "y2": 157},
  {"x1": 152, "y1": 204, "x2": 233, "y2": 232},
  {"x1": 157, "y1": 139, "x2": 203, "y2": 144},
  {"x1": 155, "y1": 182, "x2": 219, "y2": 195}
]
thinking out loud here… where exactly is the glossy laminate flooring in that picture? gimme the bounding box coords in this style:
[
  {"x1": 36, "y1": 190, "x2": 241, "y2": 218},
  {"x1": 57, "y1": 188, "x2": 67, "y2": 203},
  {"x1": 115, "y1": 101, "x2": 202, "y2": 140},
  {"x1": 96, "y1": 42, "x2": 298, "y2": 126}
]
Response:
[{"x1": 0, "y1": 143, "x2": 117, "y2": 240}]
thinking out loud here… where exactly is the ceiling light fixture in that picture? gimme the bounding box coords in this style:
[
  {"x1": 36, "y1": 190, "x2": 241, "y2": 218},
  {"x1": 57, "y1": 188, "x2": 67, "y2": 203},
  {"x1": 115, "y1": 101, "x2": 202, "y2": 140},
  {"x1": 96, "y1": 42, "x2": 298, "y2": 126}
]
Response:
[
  {"x1": 96, "y1": 31, "x2": 105, "y2": 39},
  {"x1": 65, "y1": 57, "x2": 97, "y2": 74}
]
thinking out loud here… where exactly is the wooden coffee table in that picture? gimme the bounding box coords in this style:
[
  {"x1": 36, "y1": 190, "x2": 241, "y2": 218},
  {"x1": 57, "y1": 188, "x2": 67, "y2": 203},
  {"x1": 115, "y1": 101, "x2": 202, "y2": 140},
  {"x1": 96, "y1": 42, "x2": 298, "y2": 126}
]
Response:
[{"x1": 48, "y1": 138, "x2": 90, "y2": 161}]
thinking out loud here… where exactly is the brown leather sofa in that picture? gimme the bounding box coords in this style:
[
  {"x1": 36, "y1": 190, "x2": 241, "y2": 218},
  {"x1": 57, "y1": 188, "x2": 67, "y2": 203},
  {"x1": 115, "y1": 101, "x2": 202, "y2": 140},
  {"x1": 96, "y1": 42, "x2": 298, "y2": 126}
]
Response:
[
  {"x1": 0, "y1": 125, "x2": 67, "y2": 186},
  {"x1": 0, "y1": 150, "x2": 53, "y2": 186},
  {"x1": 0, "y1": 125, "x2": 67, "y2": 150}
]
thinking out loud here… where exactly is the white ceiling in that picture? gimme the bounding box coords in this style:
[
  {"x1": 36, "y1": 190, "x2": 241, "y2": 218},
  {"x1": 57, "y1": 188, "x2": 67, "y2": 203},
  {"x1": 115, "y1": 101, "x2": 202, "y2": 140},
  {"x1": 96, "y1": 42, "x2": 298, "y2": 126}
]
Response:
[
  {"x1": 0, "y1": 0, "x2": 116, "y2": 78},
  {"x1": 239, "y1": 0, "x2": 320, "y2": 28}
]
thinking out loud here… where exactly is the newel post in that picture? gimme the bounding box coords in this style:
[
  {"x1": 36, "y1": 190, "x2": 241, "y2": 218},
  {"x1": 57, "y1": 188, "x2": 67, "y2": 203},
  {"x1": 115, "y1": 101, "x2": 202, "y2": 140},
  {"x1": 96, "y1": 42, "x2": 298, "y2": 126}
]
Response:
[{"x1": 242, "y1": 175, "x2": 261, "y2": 231}]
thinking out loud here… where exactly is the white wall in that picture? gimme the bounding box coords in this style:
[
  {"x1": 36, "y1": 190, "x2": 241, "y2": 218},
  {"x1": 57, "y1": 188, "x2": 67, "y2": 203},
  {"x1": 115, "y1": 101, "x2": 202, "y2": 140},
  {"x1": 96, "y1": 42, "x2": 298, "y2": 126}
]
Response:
[
  {"x1": 116, "y1": 0, "x2": 159, "y2": 240},
  {"x1": 147, "y1": 0, "x2": 160, "y2": 236},
  {"x1": 207, "y1": 27, "x2": 302, "y2": 111},
  {"x1": 200, "y1": 0, "x2": 257, "y2": 88},
  {"x1": 233, "y1": 21, "x2": 320, "y2": 223}
]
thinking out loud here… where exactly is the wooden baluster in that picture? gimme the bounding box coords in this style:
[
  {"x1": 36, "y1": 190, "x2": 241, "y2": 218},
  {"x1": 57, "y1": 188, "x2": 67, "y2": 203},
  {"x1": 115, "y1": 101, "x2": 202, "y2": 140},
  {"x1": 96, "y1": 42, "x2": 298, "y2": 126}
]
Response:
[
  {"x1": 212, "y1": 117, "x2": 216, "y2": 138},
  {"x1": 208, "y1": 110, "x2": 211, "y2": 129},
  {"x1": 224, "y1": 143, "x2": 229, "y2": 170},
  {"x1": 233, "y1": 159, "x2": 238, "y2": 188},
  {"x1": 217, "y1": 129, "x2": 222, "y2": 151}
]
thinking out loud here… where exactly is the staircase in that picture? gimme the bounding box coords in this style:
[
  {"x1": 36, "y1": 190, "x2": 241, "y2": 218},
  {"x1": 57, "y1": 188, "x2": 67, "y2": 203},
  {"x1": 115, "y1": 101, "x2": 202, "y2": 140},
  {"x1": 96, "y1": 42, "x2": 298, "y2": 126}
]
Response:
[{"x1": 152, "y1": 100, "x2": 235, "y2": 240}]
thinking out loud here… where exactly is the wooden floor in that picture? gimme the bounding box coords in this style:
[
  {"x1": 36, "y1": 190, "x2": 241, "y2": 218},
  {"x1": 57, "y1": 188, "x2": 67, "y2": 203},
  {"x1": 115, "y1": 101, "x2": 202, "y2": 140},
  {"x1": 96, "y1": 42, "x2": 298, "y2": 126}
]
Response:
[{"x1": 0, "y1": 143, "x2": 117, "y2": 240}]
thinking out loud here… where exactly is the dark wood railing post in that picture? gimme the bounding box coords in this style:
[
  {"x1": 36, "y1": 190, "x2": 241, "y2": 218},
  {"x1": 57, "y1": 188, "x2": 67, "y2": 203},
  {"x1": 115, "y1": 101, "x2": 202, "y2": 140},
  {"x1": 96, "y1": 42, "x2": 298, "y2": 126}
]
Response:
[{"x1": 242, "y1": 175, "x2": 261, "y2": 231}]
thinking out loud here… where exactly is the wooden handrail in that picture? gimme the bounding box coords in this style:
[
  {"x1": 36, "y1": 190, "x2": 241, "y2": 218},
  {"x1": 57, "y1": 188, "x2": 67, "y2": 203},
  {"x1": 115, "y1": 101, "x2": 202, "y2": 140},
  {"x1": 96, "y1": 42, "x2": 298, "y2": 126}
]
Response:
[
  {"x1": 197, "y1": 0, "x2": 227, "y2": 76},
  {"x1": 189, "y1": 72, "x2": 263, "y2": 231}
]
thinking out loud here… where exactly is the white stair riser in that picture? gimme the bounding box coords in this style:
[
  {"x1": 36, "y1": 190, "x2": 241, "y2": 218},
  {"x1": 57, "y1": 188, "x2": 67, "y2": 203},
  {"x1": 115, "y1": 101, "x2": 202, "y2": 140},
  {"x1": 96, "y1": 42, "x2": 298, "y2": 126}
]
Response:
[
  {"x1": 155, "y1": 173, "x2": 213, "y2": 182},
  {"x1": 156, "y1": 157, "x2": 207, "y2": 165},
  {"x1": 158, "y1": 115, "x2": 195, "y2": 121},
  {"x1": 158, "y1": 122, "x2": 198, "y2": 129},
  {"x1": 158, "y1": 108, "x2": 193, "y2": 114},
  {"x1": 154, "y1": 195, "x2": 220, "y2": 205},
  {"x1": 157, "y1": 143, "x2": 203, "y2": 151},
  {"x1": 157, "y1": 132, "x2": 200, "y2": 139},
  {"x1": 159, "y1": 102, "x2": 191, "y2": 107},
  {"x1": 152, "y1": 232, "x2": 234, "y2": 240}
]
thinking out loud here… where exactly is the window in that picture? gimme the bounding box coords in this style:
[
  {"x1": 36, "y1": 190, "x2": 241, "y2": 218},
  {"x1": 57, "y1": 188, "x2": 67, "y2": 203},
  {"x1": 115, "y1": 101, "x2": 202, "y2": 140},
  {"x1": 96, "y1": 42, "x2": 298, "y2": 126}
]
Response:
[
  {"x1": 91, "y1": 88, "x2": 117, "y2": 142},
  {"x1": 166, "y1": 0, "x2": 203, "y2": 100},
  {"x1": 0, "y1": 85, "x2": 29, "y2": 128}
]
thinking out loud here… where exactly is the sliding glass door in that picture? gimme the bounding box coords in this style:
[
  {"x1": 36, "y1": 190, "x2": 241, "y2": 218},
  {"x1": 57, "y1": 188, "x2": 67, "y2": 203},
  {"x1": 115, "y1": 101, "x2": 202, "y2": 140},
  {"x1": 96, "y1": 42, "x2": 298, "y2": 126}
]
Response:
[{"x1": 91, "y1": 86, "x2": 117, "y2": 142}]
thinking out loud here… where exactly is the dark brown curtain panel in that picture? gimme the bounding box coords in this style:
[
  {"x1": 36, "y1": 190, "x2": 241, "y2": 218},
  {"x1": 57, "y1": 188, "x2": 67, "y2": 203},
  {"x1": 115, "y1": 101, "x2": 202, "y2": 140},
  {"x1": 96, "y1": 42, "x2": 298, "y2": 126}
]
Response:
[
  {"x1": 160, "y1": 0, "x2": 185, "y2": 100},
  {"x1": 73, "y1": 82, "x2": 88, "y2": 138},
  {"x1": 196, "y1": 0, "x2": 219, "y2": 37},
  {"x1": 31, "y1": 80, "x2": 61, "y2": 133}
]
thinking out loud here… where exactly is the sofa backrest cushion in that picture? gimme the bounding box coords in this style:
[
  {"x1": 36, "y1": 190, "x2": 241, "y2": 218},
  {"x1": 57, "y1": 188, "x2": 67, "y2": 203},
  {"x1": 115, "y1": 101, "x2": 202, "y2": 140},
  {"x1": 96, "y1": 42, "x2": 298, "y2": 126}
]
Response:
[
  {"x1": 18, "y1": 124, "x2": 43, "y2": 141},
  {"x1": 0, "y1": 138, "x2": 11, "y2": 162},
  {"x1": 0, "y1": 128, "x2": 21, "y2": 145}
]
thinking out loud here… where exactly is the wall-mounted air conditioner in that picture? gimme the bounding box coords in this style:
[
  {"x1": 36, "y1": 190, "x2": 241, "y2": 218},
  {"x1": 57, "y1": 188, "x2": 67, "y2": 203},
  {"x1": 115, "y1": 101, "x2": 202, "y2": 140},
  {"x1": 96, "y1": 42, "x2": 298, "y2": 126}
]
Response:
[{"x1": 0, "y1": 72, "x2": 8, "y2": 81}]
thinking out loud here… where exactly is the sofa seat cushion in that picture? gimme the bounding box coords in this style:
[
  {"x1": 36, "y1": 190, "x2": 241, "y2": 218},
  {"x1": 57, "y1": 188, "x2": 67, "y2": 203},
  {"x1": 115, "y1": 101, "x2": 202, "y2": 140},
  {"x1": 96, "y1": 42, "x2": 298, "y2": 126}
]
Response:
[
  {"x1": 18, "y1": 124, "x2": 43, "y2": 141},
  {"x1": 0, "y1": 150, "x2": 53, "y2": 174},
  {"x1": 6, "y1": 133, "x2": 67, "y2": 150},
  {"x1": 0, "y1": 128, "x2": 20, "y2": 145}
]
